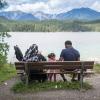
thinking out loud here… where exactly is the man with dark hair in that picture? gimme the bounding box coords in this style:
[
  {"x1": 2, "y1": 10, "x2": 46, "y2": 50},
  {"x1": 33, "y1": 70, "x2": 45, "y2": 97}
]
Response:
[{"x1": 60, "y1": 40, "x2": 80, "y2": 81}]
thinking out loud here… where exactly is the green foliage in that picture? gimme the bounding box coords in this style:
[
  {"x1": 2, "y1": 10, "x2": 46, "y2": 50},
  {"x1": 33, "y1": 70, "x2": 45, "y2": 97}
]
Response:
[
  {"x1": 0, "y1": 32, "x2": 11, "y2": 67},
  {"x1": 12, "y1": 81, "x2": 92, "y2": 93},
  {"x1": 0, "y1": 17, "x2": 100, "y2": 31},
  {"x1": 0, "y1": 23, "x2": 10, "y2": 32},
  {"x1": 0, "y1": 17, "x2": 91, "y2": 32},
  {"x1": 0, "y1": 64, "x2": 16, "y2": 84},
  {"x1": 94, "y1": 64, "x2": 100, "y2": 73}
]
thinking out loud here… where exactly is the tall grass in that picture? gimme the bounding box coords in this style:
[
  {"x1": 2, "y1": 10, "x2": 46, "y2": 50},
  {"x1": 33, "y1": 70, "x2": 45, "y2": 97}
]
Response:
[
  {"x1": 0, "y1": 64, "x2": 16, "y2": 84},
  {"x1": 94, "y1": 64, "x2": 100, "y2": 73}
]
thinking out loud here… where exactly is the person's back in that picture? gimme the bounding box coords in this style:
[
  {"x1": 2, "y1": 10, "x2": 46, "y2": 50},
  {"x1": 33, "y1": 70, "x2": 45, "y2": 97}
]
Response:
[
  {"x1": 60, "y1": 47, "x2": 80, "y2": 61},
  {"x1": 60, "y1": 40, "x2": 80, "y2": 81},
  {"x1": 60, "y1": 40, "x2": 80, "y2": 61}
]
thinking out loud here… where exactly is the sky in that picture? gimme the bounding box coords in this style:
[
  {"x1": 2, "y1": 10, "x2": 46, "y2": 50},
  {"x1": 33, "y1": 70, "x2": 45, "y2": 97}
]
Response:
[{"x1": 2, "y1": 0, "x2": 100, "y2": 14}]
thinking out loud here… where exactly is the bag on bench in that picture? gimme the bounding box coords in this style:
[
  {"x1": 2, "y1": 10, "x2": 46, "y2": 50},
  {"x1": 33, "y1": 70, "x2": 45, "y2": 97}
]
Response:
[
  {"x1": 14, "y1": 45, "x2": 23, "y2": 61},
  {"x1": 14, "y1": 44, "x2": 47, "y2": 82}
]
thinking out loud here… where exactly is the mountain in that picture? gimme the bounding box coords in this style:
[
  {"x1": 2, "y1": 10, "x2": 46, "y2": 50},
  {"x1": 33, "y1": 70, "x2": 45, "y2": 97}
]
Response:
[
  {"x1": 33, "y1": 11, "x2": 59, "y2": 21},
  {"x1": 0, "y1": 8, "x2": 100, "y2": 21},
  {"x1": 33, "y1": 8, "x2": 100, "y2": 21},
  {"x1": 0, "y1": 16, "x2": 9, "y2": 21},
  {"x1": 33, "y1": 11, "x2": 53, "y2": 20},
  {"x1": 0, "y1": 11, "x2": 38, "y2": 20},
  {"x1": 56, "y1": 8, "x2": 100, "y2": 20}
]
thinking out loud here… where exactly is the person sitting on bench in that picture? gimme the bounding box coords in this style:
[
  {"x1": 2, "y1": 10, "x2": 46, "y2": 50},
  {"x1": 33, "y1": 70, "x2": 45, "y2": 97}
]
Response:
[
  {"x1": 47, "y1": 53, "x2": 60, "y2": 81},
  {"x1": 60, "y1": 40, "x2": 80, "y2": 81}
]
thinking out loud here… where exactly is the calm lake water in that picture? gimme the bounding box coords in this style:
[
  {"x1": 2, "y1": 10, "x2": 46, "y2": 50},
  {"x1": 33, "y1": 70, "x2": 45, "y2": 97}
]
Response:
[{"x1": 7, "y1": 32, "x2": 100, "y2": 62}]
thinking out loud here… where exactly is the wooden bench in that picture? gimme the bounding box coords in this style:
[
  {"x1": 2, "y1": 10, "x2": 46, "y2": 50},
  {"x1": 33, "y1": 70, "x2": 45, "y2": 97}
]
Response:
[{"x1": 15, "y1": 61, "x2": 94, "y2": 88}]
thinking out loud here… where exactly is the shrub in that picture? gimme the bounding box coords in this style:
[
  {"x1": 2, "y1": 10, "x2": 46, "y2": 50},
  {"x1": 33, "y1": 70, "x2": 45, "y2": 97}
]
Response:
[{"x1": 0, "y1": 32, "x2": 11, "y2": 67}]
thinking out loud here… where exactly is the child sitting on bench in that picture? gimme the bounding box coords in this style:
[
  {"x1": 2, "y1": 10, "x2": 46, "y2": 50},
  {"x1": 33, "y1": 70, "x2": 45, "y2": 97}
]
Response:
[{"x1": 47, "y1": 53, "x2": 60, "y2": 81}]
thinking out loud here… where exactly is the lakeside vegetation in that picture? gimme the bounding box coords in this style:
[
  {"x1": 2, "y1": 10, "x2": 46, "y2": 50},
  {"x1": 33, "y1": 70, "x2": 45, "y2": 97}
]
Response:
[
  {"x1": 11, "y1": 64, "x2": 100, "y2": 93},
  {"x1": 0, "y1": 63, "x2": 100, "y2": 92},
  {"x1": 12, "y1": 81, "x2": 92, "y2": 93},
  {"x1": 0, "y1": 17, "x2": 100, "y2": 32},
  {"x1": 0, "y1": 64, "x2": 16, "y2": 84},
  {"x1": 94, "y1": 64, "x2": 100, "y2": 73},
  {"x1": 0, "y1": 32, "x2": 16, "y2": 84}
]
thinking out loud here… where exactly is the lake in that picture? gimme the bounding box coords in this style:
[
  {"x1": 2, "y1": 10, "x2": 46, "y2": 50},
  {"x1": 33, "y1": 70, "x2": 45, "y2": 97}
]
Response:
[{"x1": 7, "y1": 32, "x2": 100, "y2": 63}]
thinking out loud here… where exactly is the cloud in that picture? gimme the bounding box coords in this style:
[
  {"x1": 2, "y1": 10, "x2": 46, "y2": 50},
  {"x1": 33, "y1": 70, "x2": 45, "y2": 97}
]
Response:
[
  {"x1": 4, "y1": 0, "x2": 72, "y2": 14},
  {"x1": 5, "y1": 0, "x2": 27, "y2": 5},
  {"x1": 5, "y1": 2, "x2": 50, "y2": 13},
  {"x1": 47, "y1": 0, "x2": 71, "y2": 13},
  {"x1": 4, "y1": 0, "x2": 100, "y2": 14},
  {"x1": 5, "y1": 0, "x2": 48, "y2": 5},
  {"x1": 91, "y1": 1, "x2": 100, "y2": 12},
  {"x1": 48, "y1": 0, "x2": 68, "y2": 8}
]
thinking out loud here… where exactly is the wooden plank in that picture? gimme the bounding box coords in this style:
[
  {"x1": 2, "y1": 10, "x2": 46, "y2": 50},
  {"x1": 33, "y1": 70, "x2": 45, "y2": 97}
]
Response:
[
  {"x1": 15, "y1": 65, "x2": 25, "y2": 70},
  {"x1": 15, "y1": 61, "x2": 94, "y2": 70},
  {"x1": 25, "y1": 61, "x2": 82, "y2": 66},
  {"x1": 15, "y1": 62, "x2": 25, "y2": 70}
]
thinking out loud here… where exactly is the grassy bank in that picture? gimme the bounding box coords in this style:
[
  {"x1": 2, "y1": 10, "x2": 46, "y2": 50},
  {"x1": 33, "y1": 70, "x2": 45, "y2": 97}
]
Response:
[
  {"x1": 0, "y1": 64, "x2": 16, "y2": 84},
  {"x1": 0, "y1": 63, "x2": 100, "y2": 92},
  {"x1": 12, "y1": 81, "x2": 92, "y2": 93},
  {"x1": 94, "y1": 64, "x2": 100, "y2": 73},
  {"x1": 12, "y1": 63, "x2": 100, "y2": 93}
]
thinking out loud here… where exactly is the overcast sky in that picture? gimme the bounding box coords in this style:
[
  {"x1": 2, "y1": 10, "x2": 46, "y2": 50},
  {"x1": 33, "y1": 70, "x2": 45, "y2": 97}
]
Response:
[{"x1": 2, "y1": 0, "x2": 100, "y2": 14}]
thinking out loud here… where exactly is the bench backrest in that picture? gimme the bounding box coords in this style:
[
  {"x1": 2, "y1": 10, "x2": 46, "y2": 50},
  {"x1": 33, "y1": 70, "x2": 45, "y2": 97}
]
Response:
[{"x1": 15, "y1": 61, "x2": 94, "y2": 71}]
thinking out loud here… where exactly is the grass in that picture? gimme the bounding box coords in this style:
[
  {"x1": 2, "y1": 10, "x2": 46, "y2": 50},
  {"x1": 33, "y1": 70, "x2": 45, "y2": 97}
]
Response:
[
  {"x1": 12, "y1": 63, "x2": 99, "y2": 93},
  {"x1": 12, "y1": 81, "x2": 92, "y2": 93},
  {"x1": 94, "y1": 64, "x2": 100, "y2": 73},
  {"x1": 0, "y1": 63, "x2": 99, "y2": 93},
  {"x1": 0, "y1": 64, "x2": 16, "y2": 84}
]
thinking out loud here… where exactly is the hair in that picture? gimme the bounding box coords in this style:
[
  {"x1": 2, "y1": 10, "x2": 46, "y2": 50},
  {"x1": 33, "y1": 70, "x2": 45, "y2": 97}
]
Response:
[
  {"x1": 65, "y1": 40, "x2": 72, "y2": 45},
  {"x1": 48, "y1": 53, "x2": 55, "y2": 58}
]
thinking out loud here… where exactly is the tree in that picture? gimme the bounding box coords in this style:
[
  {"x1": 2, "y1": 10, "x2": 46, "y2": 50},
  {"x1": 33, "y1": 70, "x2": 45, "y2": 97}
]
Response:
[
  {"x1": 0, "y1": 32, "x2": 11, "y2": 67},
  {"x1": 0, "y1": 0, "x2": 7, "y2": 9},
  {"x1": 0, "y1": 1, "x2": 10, "y2": 67}
]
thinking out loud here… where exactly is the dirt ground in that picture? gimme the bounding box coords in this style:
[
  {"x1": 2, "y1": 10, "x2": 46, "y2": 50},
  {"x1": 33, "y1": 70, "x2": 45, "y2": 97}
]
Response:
[{"x1": 0, "y1": 74, "x2": 100, "y2": 100}]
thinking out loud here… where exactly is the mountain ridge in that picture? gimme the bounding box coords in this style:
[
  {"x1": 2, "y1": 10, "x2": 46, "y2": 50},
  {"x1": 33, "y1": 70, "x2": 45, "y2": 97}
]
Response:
[
  {"x1": 0, "y1": 7, "x2": 100, "y2": 21},
  {"x1": 0, "y1": 11, "x2": 38, "y2": 20},
  {"x1": 56, "y1": 7, "x2": 100, "y2": 20}
]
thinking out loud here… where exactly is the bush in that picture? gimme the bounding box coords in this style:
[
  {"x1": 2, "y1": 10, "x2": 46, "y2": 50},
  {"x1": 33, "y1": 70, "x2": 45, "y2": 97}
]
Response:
[
  {"x1": 0, "y1": 64, "x2": 16, "y2": 84},
  {"x1": 0, "y1": 32, "x2": 11, "y2": 67}
]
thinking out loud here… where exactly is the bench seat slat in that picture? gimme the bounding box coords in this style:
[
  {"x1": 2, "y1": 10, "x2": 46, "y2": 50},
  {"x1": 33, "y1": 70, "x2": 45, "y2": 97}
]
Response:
[
  {"x1": 15, "y1": 61, "x2": 94, "y2": 75},
  {"x1": 15, "y1": 61, "x2": 94, "y2": 69}
]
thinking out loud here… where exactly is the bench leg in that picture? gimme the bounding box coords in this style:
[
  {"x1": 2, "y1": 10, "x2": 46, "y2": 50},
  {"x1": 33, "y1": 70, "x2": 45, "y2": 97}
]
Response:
[
  {"x1": 78, "y1": 73, "x2": 80, "y2": 81},
  {"x1": 54, "y1": 74, "x2": 56, "y2": 82},
  {"x1": 80, "y1": 62, "x2": 84, "y2": 89},
  {"x1": 25, "y1": 63, "x2": 30, "y2": 85},
  {"x1": 80, "y1": 73, "x2": 83, "y2": 89},
  {"x1": 26, "y1": 74, "x2": 29, "y2": 85}
]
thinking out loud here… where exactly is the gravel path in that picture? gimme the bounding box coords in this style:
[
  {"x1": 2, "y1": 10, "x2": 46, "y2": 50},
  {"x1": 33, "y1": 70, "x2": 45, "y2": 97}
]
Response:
[{"x1": 0, "y1": 74, "x2": 100, "y2": 100}]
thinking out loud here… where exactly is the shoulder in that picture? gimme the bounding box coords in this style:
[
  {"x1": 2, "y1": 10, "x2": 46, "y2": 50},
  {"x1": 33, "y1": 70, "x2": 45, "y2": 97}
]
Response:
[
  {"x1": 60, "y1": 49, "x2": 65, "y2": 56},
  {"x1": 72, "y1": 48, "x2": 80, "y2": 57},
  {"x1": 62, "y1": 48, "x2": 66, "y2": 52},
  {"x1": 61, "y1": 49, "x2": 67, "y2": 53},
  {"x1": 72, "y1": 48, "x2": 79, "y2": 52}
]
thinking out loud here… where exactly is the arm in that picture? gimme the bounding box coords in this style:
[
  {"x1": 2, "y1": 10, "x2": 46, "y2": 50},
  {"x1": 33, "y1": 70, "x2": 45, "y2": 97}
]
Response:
[
  {"x1": 77, "y1": 51, "x2": 80, "y2": 61},
  {"x1": 59, "y1": 57, "x2": 64, "y2": 61},
  {"x1": 77, "y1": 57, "x2": 80, "y2": 61},
  {"x1": 59, "y1": 50, "x2": 64, "y2": 61}
]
